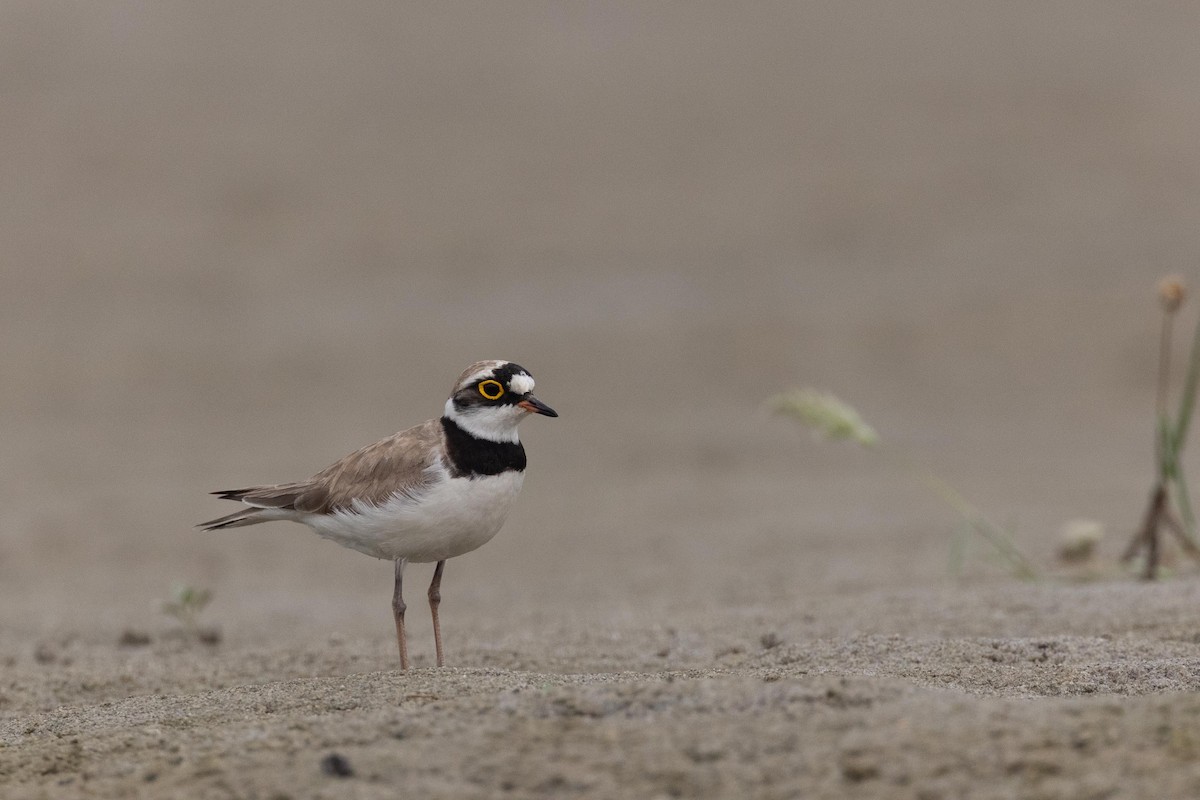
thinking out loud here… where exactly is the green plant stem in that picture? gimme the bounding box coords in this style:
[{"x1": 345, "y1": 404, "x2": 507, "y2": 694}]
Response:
[
  {"x1": 1170, "y1": 314, "x2": 1200, "y2": 465},
  {"x1": 1156, "y1": 313, "x2": 1200, "y2": 543},
  {"x1": 1155, "y1": 309, "x2": 1175, "y2": 479},
  {"x1": 918, "y1": 471, "x2": 1038, "y2": 579},
  {"x1": 1158, "y1": 310, "x2": 1173, "y2": 418},
  {"x1": 883, "y1": 448, "x2": 1038, "y2": 580},
  {"x1": 1158, "y1": 413, "x2": 1175, "y2": 479},
  {"x1": 1173, "y1": 467, "x2": 1196, "y2": 536}
]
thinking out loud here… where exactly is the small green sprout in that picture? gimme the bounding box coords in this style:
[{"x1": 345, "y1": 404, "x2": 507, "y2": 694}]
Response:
[{"x1": 162, "y1": 583, "x2": 217, "y2": 642}]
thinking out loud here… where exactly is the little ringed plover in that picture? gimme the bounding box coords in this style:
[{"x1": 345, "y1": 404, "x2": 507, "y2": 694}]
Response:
[{"x1": 198, "y1": 360, "x2": 557, "y2": 669}]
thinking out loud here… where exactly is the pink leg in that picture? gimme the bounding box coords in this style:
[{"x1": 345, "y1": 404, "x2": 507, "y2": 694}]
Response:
[
  {"x1": 392, "y1": 558, "x2": 409, "y2": 670},
  {"x1": 428, "y1": 560, "x2": 445, "y2": 667}
]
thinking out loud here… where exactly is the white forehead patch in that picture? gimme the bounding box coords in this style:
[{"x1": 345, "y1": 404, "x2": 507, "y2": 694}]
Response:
[{"x1": 508, "y1": 373, "x2": 535, "y2": 395}]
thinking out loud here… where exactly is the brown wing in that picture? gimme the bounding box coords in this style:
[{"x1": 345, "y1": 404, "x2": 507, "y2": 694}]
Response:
[{"x1": 218, "y1": 419, "x2": 446, "y2": 516}]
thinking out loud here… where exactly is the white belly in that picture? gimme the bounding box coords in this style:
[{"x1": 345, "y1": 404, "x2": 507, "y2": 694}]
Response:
[{"x1": 303, "y1": 470, "x2": 525, "y2": 562}]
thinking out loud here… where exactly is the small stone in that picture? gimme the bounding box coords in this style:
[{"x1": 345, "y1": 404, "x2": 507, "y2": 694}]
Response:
[
  {"x1": 320, "y1": 753, "x2": 354, "y2": 778},
  {"x1": 119, "y1": 630, "x2": 152, "y2": 647},
  {"x1": 196, "y1": 627, "x2": 222, "y2": 646},
  {"x1": 1056, "y1": 519, "x2": 1104, "y2": 564},
  {"x1": 840, "y1": 751, "x2": 881, "y2": 782}
]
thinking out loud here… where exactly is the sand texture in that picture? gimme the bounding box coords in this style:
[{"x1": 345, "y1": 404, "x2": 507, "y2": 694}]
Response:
[{"x1": 5, "y1": 3, "x2": 1200, "y2": 798}]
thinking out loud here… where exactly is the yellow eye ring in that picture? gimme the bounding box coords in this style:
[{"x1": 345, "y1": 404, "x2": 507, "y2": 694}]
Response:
[{"x1": 478, "y1": 379, "x2": 504, "y2": 400}]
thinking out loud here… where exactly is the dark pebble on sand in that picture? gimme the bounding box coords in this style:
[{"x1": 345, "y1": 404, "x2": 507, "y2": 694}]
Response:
[
  {"x1": 320, "y1": 753, "x2": 354, "y2": 778},
  {"x1": 119, "y1": 630, "x2": 152, "y2": 647}
]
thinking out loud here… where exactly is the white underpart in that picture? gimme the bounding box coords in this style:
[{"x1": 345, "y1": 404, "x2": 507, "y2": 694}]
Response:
[
  {"x1": 508, "y1": 373, "x2": 535, "y2": 395},
  {"x1": 303, "y1": 461, "x2": 525, "y2": 562},
  {"x1": 443, "y1": 398, "x2": 526, "y2": 444}
]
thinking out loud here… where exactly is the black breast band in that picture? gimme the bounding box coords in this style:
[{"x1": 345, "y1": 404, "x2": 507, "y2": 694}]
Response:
[{"x1": 441, "y1": 417, "x2": 527, "y2": 477}]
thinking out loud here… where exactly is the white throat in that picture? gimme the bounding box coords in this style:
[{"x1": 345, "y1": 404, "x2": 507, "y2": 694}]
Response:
[{"x1": 444, "y1": 399, "x2": 524, "y2": 444}]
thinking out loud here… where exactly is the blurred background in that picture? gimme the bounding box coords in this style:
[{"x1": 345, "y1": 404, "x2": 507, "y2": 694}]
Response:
[{"x1": 3, "y1": 2, "x2": 1199, "y2": 649}]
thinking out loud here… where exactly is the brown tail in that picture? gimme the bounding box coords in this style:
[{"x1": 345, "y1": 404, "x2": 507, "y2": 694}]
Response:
[
  {"x1": 196, "y1": 506, "x2": 271, "y2": 531},
  {"x1": 197, "y1": 484, "x2": 306, "y2": 531}
]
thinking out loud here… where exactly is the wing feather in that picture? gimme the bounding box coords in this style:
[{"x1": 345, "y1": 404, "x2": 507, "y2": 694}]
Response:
[
  {"x1": 204, "y1": 419, "x2": 446, "y2": 522},
  {"x1": 282, "y1": 420, "x2": 445, "y2": 514}
]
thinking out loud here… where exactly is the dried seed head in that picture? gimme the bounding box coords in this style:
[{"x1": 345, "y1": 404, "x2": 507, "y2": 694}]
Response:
[
  {"x1": 768, "y1": 388, "x2": 879, "y2": 446},
  {"x1": 1158, "y1": 275, "x2": 1186, "y2": 313}
]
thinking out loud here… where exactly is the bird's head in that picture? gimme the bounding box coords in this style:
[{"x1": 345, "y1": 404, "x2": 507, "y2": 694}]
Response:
[{"x1": 444, "y1": 360, "x2": 557, "y2": 443}]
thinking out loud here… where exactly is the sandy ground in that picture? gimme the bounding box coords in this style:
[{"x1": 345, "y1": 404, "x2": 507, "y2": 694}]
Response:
[{"x1": 6, "y1": 2, "x2": 1200, "y2": 798}]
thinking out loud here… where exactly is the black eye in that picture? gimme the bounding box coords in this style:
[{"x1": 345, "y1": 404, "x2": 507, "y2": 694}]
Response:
[{"x1": 478, "y1": 379, "x2": 504, "y2": 400}]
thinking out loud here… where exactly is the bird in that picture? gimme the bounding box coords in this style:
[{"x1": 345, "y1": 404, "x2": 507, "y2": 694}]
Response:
[{"x1": 198, "y1": 360, "x2": 558, "y2": 669}]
